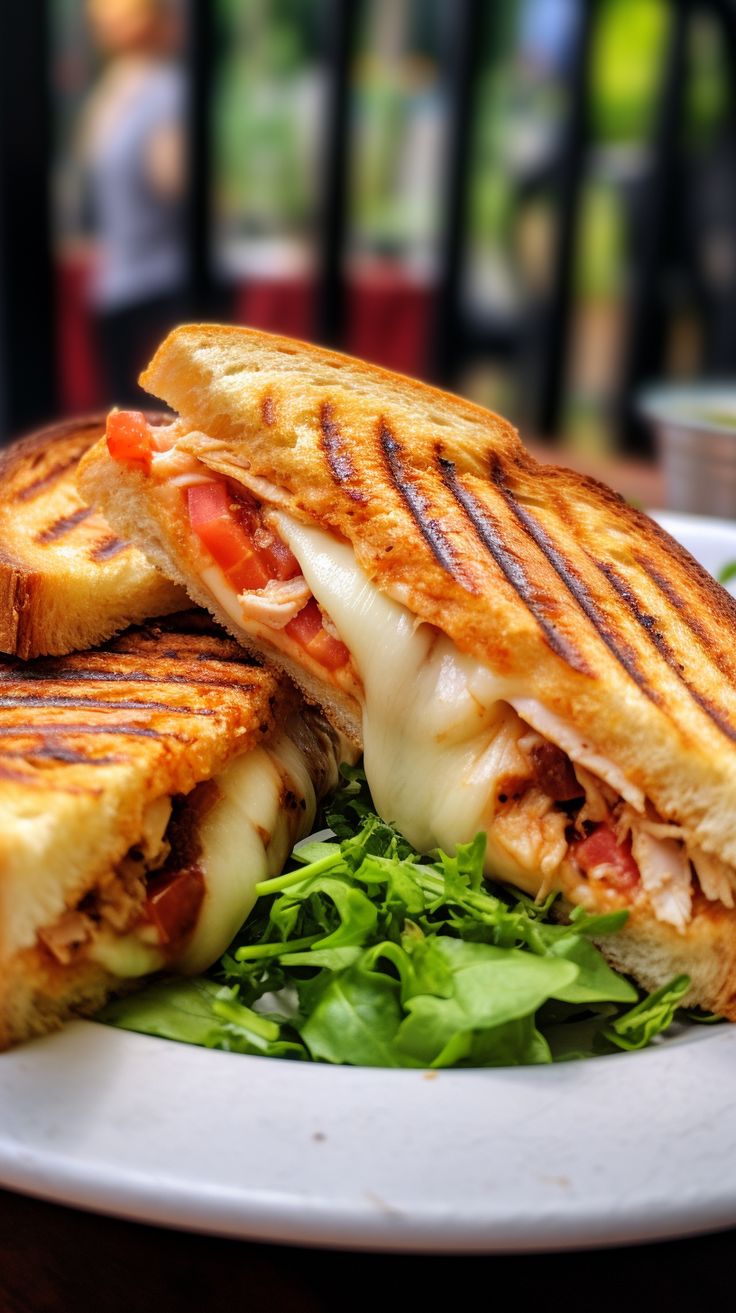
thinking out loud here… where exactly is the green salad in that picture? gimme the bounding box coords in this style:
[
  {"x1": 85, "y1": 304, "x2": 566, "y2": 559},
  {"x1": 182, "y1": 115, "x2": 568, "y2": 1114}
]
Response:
[{"x1": 99, "y1": 767, "x2": 700, "y2": 1066}]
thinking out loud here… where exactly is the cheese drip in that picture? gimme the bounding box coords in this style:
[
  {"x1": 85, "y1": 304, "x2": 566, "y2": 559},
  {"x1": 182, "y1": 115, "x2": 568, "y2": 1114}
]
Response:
[
  {"x1": 90, "y1": 731, "x2": 317, "y2": 978},
  {"x1": 273, "y1": 514, "x2": 551, "y2": 888}
]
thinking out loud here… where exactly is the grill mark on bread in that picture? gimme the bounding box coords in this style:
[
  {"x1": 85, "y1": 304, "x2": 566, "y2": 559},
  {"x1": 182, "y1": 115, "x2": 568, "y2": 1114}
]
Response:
[
  {"x1": 438, "y1": 455, "x2": 590, "y2": 673},
  {"x1": 194, "y1": 648, "x2": 258, "y2": 665},
  {"x1": 636, "y1": 552, "x2": 736, "y2": 674},
  {"x1": 597, "y1": 558, "x2": 736, "y2": 742},
  {"x1": 0, "y1": 744, "x2": 122, "y2": 766},
  {"x1": 0, "y1": 761, "x2": 102, "y2": 791},
  {"x1": 596, "y1": 560, "x2": 673, "y2": 659},
  {"x1": 319, "y1": 403, "x2": 366, "y2": 503},
  {"x1": 0, "y1": 666, "x2": 260, "y2": 693},
  {"x1": 0, "y1": 693, "x2": 215, "y2": 715},
  {"x1": 90, "y1": 534, "x2": 126, "y2": 561},
  {"x1": 380, "y1": 422, "x2": 475, "y2": 589},
  {"x1": 36, "y1": 505, "x2": 94, "y2": 544},
  {"x1": 0, "y1": 722, "x2": 179, "y2": 741},
  {"x1": 12, "y1": 454, "x2": 81, "y2": 502},
  {"x1": 489, "y1": 456, "x2": 658, "y2": 702}
]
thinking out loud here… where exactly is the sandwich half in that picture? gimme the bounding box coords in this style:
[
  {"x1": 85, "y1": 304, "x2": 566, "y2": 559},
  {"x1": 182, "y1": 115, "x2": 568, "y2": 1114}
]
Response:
[
  {"x1": 0, "y1": 413, "x2": 185, "y2": 658},
  {"x1": 79, "y1": 325, "x2": 736, "y2": 1020},
  {"x1": 0, "y1": 609, "x2": 343, "y2": 1049}
]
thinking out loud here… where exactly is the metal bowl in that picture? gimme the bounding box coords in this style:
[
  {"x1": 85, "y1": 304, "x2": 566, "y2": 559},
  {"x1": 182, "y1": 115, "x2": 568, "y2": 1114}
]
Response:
[{"x1": 637, "y1": 382, "x2": 736, "y2": 517}]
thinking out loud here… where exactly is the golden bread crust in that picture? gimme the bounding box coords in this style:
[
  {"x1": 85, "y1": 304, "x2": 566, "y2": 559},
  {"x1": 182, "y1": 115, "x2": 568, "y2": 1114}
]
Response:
[
  {"x1": 0, "y1": 414, "x2": 185, "y2": 657},
  {"x1": 598, "y1": 898, "x2": 736, "y2": 1021},
  {"x1": 0, "y1": 941, "x2": 122, "y2": 1050}
]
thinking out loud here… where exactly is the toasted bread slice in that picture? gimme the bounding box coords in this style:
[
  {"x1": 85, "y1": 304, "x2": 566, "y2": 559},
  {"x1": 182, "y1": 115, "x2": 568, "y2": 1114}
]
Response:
[
  {"x1": 0, "y1": 413, "x2": 185, "y2": 657},
  {"x1": 78, "y1": 326, "x2": 736, "y2": 1018},
  {"x1": 0, "y1": 610, "x2": 344, "y2": 1049}
]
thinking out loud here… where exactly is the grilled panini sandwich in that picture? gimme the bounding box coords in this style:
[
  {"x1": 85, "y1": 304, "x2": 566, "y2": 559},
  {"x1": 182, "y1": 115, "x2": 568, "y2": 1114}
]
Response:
[
  {"x1": 0, "y1": 610, "x2": 343, "y2": 1050},
  {"x1": 0, "y1": 414, "x2": 185, "y2": 658},
  {"x1": 79, "y1": 325, "x2": 736, "y2": 1019}
]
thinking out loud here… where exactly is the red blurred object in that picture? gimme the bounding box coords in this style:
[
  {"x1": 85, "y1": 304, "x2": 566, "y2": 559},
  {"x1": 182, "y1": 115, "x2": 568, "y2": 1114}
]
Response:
[
  {"x1": 233, "y1": 273, "x2": 315, "y2": 341},
  {"x1": 233, "y1": 257, "x2": 433, "y2": 377},
  {"x1": 346, "y1": 258, "x2": 433, "y2": 378},
  {"x1": 56, "y1": 252, "x2": 106, "y2": 412},
  {"x1": 56, "y1": 253, "x2": 435, "y2": 414}
]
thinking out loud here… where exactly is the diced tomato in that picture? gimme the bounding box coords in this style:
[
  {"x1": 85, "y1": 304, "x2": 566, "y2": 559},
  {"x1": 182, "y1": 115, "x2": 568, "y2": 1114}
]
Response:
[
  {"x1": 285, "y1": 596, "x2": 323, "y2": 645},
  {"x1": 285, "y1": 598, "x2": 350, "y2": 669},
  {"x1": 186, "y1": 476, "x2": 348, "y2": 670},
  {"x1": 255, "y1": 532, "x2": 300, "y2": 581},
  {"x1": 306, "y1": 625, "x2": 351, "y2": 668},
  {"x1": 227, "y1": 492, "x2": 299, "y2": 579},
  {"x1": 106, "y1": 410, "x2": 153, "y2": 472},
  {"x1": 143, "y1": 867, "x2": 205, "y2": 945},
  {"x1": 187, "y1": 480, "x2": 233, "y2": 530},
  {"x1": 572, "y1": 824, "x2": 640, "y2": 891},
  {"x1": 187, "y1": 482, "x2": 270, "y2": 591}
]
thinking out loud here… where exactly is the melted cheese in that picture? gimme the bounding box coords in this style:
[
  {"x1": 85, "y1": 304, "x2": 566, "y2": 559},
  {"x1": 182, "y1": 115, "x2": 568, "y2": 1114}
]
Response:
[
  {"x1": 90, "y1": 732, "x2": 317, "y2": 979},
  {"x1": 90, "y1": 935, "x2": 166, "y2": 979},
  {"x1": 273, "y1": 515, "x2": 547, "y2": 885},
  {"x1": 175, "y1": 734, "x2": 316, "y2": 974}
]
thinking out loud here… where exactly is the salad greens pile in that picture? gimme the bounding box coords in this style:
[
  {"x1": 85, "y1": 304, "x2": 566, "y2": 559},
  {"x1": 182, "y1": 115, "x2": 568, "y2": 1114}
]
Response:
[{"x1": 100, "y1": 767, "x2": 695, "y2": 1067}]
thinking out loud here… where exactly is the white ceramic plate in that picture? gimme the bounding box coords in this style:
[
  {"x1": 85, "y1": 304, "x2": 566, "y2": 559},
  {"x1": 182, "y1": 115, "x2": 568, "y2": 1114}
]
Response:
[{"x1": 1, "y1": 512, "x2": 735, "y2": 1254}]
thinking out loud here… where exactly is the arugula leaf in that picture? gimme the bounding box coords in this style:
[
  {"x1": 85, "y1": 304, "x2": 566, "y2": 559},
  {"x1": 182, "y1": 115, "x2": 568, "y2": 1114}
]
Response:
[
  {"x1": 395, "y1": 938, "x2": 578, "y2": 1067},
  {"x1": 468, "y1": 1016, "x2": 552, "y2": 1067},
  {"x1": 603, "y1": 975, "x2": 692, "y2": 1050},
  {"x1": 98, "y1": 978, "x2": 229, "y2": 1044},
  {"x1": 434, "y1": 833, "x2": 487, "y2": 898},
  {"x1": 718, "y1": 560, "x2": 736, "y2": 586},
  {"x1": 298, "y1": 962, "x2": 406, "y2": 1067},
  {"x1": 536, "y1": 925, "x2": 638, "y2": 1005},
  {"x1": 544, "y1": 1013, "x2": 618, "y2": 1062}
]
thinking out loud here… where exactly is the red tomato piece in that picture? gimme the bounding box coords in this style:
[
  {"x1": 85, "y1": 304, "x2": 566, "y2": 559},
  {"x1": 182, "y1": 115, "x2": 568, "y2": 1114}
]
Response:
[
  {"x1": 186, "y1": 480, "x2": 231, "y2": 528},
  {"x1": 285, "y1": 597, "x2": 324, "y2": 645},
  {"x1": 106, "y1": 410, "x2": 153, "y2": 472},
  {"x1": 187, "y1": 482, "x2": 270, "y2": 591},
  {"x1": 572, "y1": 824, "x2": 640, "y2": 891},
  {"x1": 285, "y1": 599, "x2": 350, "y2": 669},
  {"x1": 143, "y1": 868, "x2": 205, "y2": 945},
  {"x1": 304, "y1": 625, "x2": 351, "y2": 669},
  {"x1": 256, "y1": 532, "x2": 300, "y2": 581}
]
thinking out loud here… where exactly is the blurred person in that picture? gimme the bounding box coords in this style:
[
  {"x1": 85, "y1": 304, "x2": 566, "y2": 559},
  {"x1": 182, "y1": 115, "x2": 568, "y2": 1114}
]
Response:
[{"x1": 78, "y1": 0, "x2": 188, "y2": 405}]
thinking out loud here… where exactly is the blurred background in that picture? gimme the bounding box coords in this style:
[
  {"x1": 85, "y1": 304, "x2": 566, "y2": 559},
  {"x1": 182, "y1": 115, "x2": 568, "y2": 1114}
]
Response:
[{"x1": 2, "y1": 0, "x2": 736, "y2": 480}]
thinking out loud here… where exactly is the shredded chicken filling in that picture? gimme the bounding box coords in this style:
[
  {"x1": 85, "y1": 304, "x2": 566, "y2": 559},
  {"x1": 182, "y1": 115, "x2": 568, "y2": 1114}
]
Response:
[
  {"x1": 37, "y1": 799, "x2": 174, "y2": 966},
  {"x1": 479, "y1": 708, "x2": 736, "y2": 930}
]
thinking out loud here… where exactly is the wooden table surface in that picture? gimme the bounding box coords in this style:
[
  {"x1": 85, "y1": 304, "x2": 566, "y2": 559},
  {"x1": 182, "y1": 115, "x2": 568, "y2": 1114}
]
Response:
[
  {"x1": 2, "y1": 448, "x2": 729, "y2": 1312},
  {"x1": 1, "y1": 1184, "x2": 733, "y2": 1313}
]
